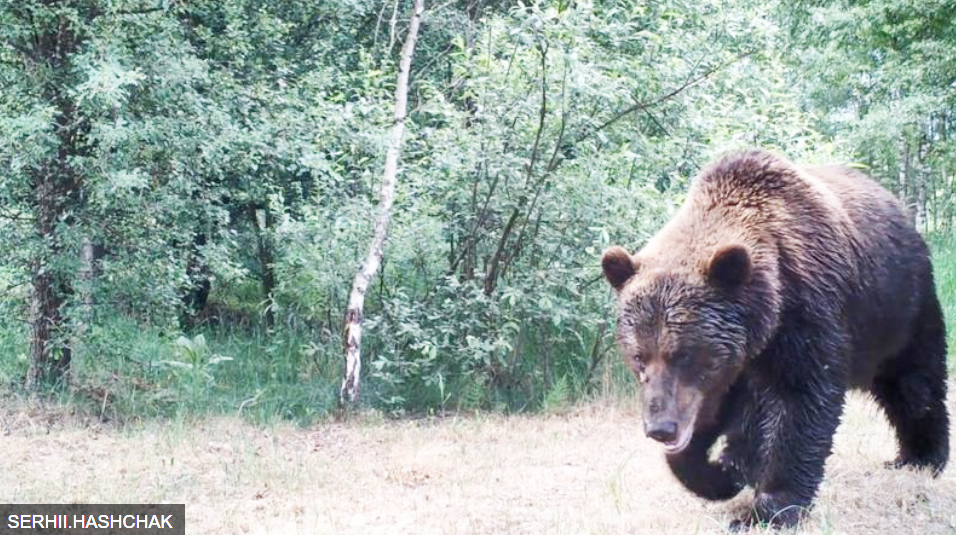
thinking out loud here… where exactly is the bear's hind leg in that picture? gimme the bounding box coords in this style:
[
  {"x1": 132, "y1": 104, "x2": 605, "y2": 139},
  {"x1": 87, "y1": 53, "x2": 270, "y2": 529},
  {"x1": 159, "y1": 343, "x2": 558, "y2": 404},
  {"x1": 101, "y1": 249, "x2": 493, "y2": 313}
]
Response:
[{"x1": 872, "y1": 293, "x2": 949, "y2": 475}]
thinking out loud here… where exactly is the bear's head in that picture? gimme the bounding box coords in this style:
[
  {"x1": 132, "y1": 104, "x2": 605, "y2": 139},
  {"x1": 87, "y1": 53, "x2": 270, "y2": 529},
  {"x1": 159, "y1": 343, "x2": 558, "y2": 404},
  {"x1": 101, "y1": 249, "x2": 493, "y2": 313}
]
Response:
[{"x1": 602, "y1": 244, "x2": 754, "y2": 454}]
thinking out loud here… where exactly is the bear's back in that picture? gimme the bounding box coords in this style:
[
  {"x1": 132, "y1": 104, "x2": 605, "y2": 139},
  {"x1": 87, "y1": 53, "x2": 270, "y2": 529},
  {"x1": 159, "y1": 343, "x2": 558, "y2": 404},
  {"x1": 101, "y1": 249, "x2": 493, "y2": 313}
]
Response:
[
  {"x1": 799, "y1": 163, "x2": 931, "y2": 383},
  {"x1": 643, "y1": 150, "x2": 932, "y2": 380}
]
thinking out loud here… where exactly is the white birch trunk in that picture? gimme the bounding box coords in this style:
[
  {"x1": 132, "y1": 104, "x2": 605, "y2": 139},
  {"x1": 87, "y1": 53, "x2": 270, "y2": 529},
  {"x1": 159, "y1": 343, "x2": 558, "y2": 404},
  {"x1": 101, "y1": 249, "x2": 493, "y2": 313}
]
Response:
[
  {"x1": 916, "y1": 124, "x2": 933, "y2": 232},
  {"x1": 898, "y1": 132, "x2": 912, "y2": 224},
  {"x1": 917, "y1": 131, "x2": 928, "y2": 232},
  {"x1": 340, "y1": 0, "x2": 425, "y2": 406}
]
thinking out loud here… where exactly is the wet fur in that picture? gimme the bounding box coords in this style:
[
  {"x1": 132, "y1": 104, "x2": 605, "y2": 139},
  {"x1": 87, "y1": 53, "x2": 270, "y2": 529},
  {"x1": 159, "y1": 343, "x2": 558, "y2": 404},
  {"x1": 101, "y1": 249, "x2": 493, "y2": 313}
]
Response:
[{"x1": 609, "y1": 149, "x2": 949, "y2": 528}]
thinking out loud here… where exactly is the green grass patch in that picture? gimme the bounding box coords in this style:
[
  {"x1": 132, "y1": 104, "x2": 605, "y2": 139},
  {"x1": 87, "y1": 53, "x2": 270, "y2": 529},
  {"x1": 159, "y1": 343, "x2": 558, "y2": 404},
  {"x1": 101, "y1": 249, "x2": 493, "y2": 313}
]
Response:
[
  {"x1": 0, "y1": 313, "x2": 342, "y2": 425},
  {"x1": 929, "y1": 233, "x2": 956, "y2": 373}
]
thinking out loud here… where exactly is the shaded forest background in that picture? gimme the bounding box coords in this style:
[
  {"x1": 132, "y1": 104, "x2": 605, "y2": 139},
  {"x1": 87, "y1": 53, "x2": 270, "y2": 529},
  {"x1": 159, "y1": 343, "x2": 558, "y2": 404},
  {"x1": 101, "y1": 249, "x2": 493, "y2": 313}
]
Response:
[{"x1": 1, "y1": 0, "x2": 955, "y2": 421}]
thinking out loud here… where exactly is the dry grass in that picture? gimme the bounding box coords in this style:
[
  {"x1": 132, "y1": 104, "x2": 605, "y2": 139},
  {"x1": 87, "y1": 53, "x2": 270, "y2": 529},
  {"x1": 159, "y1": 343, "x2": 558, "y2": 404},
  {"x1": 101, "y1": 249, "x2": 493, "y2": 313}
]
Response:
[{"x1": 1, "y1": 391, "x2": 955, "y2": 535}]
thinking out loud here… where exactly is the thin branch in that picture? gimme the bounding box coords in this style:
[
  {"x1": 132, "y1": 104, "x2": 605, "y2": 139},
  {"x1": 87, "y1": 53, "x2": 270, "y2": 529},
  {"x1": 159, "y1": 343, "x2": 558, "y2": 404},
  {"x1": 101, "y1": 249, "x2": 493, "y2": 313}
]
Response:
[
  {"x1": 642, "y1": 108, "x2": 670, "y2": 136},
  {"x1": 388, "y1": 0, "x2": 401, "y2": 50},
  {"x1": 0, "y1": 207, "x2": 34, "y2": 222},
  {"x1": 0, "y1": 279, "x2": 30, "y2": 298},
  {"x1": 373, "y1": 0, "x2": 391, "y2": 51},
  {"x1": 545, "y1": 60, "x2": 570, "y2": 174},
  {"x1": 448, "y1": 171, "x2": 500, "y2": 275},
  {"x1": 111, "y1": 6, "x2": 166, "y2": 16},
  {"x1": 484, "y1": 39, "x2": 548, "y2": 296},
  {"x1": 578, "y1": 50, "x2": 755, "y2": 144},
  {"x1": 524, "y1": 40, "x2": 550, "y2": 186},
  {"x1": 584, "y1": 321, "x2": 608, "y2": 387}
]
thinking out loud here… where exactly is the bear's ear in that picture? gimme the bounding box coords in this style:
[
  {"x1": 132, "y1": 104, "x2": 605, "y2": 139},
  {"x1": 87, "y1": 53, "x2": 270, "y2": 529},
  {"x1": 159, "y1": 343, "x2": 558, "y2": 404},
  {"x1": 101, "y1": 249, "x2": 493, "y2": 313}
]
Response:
[
  {"x1": 707, "y1": 244, "x2": 752, "y2": 288},
  {"x1": 602, "y1": 246, "x2": 640, "y2": 291}
]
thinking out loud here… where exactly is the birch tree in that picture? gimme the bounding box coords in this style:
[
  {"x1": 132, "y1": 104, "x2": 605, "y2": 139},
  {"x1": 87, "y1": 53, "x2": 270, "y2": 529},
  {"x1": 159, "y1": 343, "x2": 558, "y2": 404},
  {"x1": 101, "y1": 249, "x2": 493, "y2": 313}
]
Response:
[{"x1": 340, "y1": 0, "x2": 425, "y2": 406}]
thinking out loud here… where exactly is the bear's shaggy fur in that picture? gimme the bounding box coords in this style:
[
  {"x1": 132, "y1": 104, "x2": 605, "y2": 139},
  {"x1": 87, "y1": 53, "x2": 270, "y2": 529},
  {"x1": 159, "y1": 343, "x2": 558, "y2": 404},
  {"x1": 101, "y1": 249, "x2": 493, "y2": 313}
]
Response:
[{"x1": 602, "y1": 149, "x2": 949, "y2": 528}]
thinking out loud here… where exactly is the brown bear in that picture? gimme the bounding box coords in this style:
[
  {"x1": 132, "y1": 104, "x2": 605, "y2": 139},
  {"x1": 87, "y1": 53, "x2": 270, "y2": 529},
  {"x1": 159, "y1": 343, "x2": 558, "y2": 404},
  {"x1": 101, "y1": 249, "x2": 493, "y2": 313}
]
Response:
[{"x1": 601, "y1": 149, "x2": 949, "y2": 529}]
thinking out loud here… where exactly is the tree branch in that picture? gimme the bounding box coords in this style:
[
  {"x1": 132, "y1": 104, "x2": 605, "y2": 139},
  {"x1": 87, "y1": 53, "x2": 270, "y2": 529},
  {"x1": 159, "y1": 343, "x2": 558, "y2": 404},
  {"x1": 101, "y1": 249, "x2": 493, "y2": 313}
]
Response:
[
  {"x1": 577, "y1": 50, "x2": 755, "y2": 144},
  {"x1": 484, "y1": 39, "x2": 548, "y2": 296}
]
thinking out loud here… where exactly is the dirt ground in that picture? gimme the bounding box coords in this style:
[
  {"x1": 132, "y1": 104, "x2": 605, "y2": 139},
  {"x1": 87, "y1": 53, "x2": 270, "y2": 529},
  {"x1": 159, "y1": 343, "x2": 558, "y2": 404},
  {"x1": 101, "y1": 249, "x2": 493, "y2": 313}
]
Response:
[{"x1": 2, "y1": 391, "x2": 955, "y2": 535}]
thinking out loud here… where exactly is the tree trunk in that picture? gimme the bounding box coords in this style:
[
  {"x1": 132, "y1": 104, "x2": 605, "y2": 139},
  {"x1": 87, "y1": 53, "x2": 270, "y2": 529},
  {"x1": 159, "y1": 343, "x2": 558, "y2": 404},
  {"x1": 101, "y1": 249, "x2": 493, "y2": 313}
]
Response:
[
  {"x1": 945, "y1": 163, "x2": 953, "y2": 232},
  {"x1": 26, "y1": 44, "x2": 83, "y2": 388},
  {"x1": 27, "y1": 165, "x2": 76, "y2": 388},
  {"x1": 916, "y1": 130, "x2": 928, "y2": 232},
  {"x1": 182, "y1": 230, "x2": 211, "y2": 327},
  {"x1": 253, "y1": 205, "x2": 276, "y2": 329},
  {"x1": 79, "y1": 237, "x2": 96, "y2": 322},
  {"x1": 340, "y1": 0, "x2": 425, "y2": 406},
  {"x1": 73, "y1": 236, "x2": 99, "y2": 350},
  {"x1": 27, "y1": 158, "x2": 80, "y2": 386},
  {"x1": 20, "y1": 5, "x2": 94, "y2": 389},
  {"x1": 931, "y1": 155, "x2": 937, "y2": 231},
  {"x1": 27, "y1": 265, "x2": 70, "y2": 389},
  {"x1": 898, "y1": 132, "x2": 913, "y2": 225}
]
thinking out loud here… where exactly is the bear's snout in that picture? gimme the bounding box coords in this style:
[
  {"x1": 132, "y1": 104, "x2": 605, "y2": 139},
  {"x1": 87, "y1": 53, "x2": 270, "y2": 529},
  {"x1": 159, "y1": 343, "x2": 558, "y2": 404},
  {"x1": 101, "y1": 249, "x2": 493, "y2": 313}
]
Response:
[{"x1": 645, "y1": 420, "x2": 678, "y2": 443}]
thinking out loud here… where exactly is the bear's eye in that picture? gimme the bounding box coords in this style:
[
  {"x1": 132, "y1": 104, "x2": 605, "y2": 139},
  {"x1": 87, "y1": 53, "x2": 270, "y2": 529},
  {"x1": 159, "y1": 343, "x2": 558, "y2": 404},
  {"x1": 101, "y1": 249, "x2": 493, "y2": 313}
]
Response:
[
  {"x1": 670, "y1": 352, "x2": 693, "y2": 367},
  {"x1": 629, "y1": 357, "x2": 648, "y2": 383},
  {"x1": 629, "y1": 354, "x2": 646, "y2": 374}
]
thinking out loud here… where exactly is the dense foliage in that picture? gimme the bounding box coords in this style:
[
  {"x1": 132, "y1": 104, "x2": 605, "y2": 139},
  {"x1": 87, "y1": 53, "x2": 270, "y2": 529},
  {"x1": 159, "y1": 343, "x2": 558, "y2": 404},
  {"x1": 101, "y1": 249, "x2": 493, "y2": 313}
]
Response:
[{"x1": 0, "y1": 0, "x2": 953, "y2": 420}]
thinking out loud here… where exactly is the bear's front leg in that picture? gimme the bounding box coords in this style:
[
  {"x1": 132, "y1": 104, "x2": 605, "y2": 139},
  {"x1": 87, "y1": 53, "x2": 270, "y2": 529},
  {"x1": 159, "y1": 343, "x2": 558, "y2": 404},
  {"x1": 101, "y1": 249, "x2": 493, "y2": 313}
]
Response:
[
  {"x1": 666, "y1": 417, "x2": 745, "y2": 501},
  {"x1": 731, "y1": 338, "x2": 846, "y2": 528},
  {"x1": 667, "y1": 384, "x2": 748, "y2": 501}
]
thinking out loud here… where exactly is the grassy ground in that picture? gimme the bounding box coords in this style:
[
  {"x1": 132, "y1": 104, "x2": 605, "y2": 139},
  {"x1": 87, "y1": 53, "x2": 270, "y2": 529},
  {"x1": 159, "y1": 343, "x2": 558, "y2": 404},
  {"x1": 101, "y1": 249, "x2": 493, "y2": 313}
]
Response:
[{"x1": 2, "y1": 390, "x2": 955, "y2": 535}]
